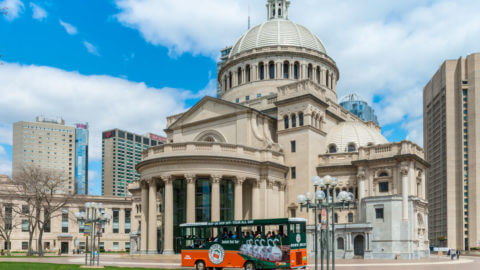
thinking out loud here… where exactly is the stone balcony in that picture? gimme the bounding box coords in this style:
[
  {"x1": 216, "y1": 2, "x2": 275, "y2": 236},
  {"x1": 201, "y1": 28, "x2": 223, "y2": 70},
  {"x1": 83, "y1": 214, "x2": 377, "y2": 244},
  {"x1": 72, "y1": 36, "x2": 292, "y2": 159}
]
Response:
[
  {"x1": 141, "y1": 142, "x2": 285, "y2": 165},
  {"x1": 318, "y1": 140, "x2": 424, "y2": 166}
]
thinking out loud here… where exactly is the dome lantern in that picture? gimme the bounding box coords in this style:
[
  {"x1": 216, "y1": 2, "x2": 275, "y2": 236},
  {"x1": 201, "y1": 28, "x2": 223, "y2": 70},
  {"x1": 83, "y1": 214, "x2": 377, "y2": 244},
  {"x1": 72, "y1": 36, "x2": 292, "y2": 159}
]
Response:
[{"x1": 267, "y1": 0, "x2": 290, "y2": 20}]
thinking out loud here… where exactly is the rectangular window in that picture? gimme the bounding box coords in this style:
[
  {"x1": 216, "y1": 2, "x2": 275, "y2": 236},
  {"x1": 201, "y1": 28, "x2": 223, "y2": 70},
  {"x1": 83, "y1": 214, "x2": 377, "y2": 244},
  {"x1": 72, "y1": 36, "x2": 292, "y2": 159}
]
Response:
[
  {"x1": 99, "y1": 242, "x2": 105, "y2": 252},
  {"x1": 375, "y1": 208, "x2": 384, "y2": 220},
  {"x1": 235, "y1": 98, "x2": 239, "y2": 103},
  {"x1": 44, "y1": 211, "x2": 51, "y2": 233},
  {"x1": 291, "y1": 141, "x2": 296, "y2": 153},
  {"x1": 22, "y1": 220, "x2": 29, "y2": 232},
  {"x1": 22, "y1": 205, "x2": 29, "y2": 215},
  {"x1": 245, "y1": 96, "x2": 250, "y2": 101},
  {"x1": 125, "y1": 209, "x2": 131, "y2": 234},
  {"x1": 62, "y1": 208, "x2": 69, "y2": 233},
  {"x1": 113, "y1": 242, "x2": 119, "y2": 250},
  {"x1": 379, "y1": 182, "x2": 389, "y2": 193},
  {"x1": 113, "y1": 209, "x2": 119, "y2": 233},
  {"x1": 257, "y1": 93, "x2": 262, "y2": 98},
  {"x1": 22, "y1": 242, "x2": 28, "y2": 250},
  {"x1": 125, "y1": 242, "x2": 130, "y2": 251},
  {"x1": 291, "y1": 167, "x2": 296, "y2": 179},
  {"x1": 290, "y1": 209, "x2": 296, "y2": 218}
]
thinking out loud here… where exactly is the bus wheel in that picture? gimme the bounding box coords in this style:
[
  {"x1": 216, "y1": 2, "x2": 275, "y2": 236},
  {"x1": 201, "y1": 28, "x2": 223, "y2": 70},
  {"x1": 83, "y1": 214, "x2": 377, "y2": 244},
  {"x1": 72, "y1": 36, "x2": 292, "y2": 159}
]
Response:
[
  {"x1": 244, "y1": 261, "x2": 256, "y2": 270},
  {"x1": 195, "y1": 261, "x2": 206, "y2": 270}
]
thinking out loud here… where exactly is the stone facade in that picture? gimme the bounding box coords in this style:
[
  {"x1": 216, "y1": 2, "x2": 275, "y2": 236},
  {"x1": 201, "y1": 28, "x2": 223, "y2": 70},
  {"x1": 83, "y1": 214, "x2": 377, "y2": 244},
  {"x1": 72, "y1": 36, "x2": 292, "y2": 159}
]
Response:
[
  {"x1": 0, "y1": 175, "x2": 132, "y2": 253},
  {"x1": 128, "y1": 0, "x2": 430, "y2": 259}
]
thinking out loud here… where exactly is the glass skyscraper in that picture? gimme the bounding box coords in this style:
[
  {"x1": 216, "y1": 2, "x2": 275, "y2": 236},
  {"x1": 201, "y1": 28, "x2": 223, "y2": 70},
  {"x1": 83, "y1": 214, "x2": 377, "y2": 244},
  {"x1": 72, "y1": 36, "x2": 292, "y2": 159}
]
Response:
[
  {"x1": 75, "y1": 123, "x2": 89, "y2": 195},
  {"x1": 340, "y1": 93, "x2": 379, "y2": 125}
]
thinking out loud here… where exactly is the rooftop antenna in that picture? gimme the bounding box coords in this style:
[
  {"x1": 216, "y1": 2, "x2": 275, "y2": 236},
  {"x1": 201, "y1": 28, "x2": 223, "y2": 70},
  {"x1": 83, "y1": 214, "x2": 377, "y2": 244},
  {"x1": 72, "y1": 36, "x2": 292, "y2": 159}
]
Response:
[{"x1": 248, "y1": 5, "x2": 251, "y2": 30}]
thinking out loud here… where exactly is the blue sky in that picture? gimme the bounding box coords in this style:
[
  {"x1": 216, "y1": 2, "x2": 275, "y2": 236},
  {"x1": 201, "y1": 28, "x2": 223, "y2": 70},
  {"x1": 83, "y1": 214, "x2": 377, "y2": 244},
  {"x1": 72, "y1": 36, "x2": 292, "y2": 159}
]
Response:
[{"x1": 1, "y1": 0, "x2": 480, "y2": 195}]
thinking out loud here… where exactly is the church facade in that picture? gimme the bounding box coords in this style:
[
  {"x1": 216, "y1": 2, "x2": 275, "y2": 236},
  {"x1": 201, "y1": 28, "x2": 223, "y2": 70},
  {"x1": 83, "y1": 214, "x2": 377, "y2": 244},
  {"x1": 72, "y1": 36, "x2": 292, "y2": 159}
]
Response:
[{"x1": 129, "y1": 0, "x2": 429, "y2": 259}]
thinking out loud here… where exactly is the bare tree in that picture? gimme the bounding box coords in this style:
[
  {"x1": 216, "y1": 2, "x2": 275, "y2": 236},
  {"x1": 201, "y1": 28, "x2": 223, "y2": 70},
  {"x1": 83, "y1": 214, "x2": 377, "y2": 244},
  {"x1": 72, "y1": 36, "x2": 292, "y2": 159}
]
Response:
[
  {"x1": 13, "y1": 165, "x2": 75, "y2": 256},
  {"x1": 0, "y1": 203, "x2": 21, "y2": 255}
]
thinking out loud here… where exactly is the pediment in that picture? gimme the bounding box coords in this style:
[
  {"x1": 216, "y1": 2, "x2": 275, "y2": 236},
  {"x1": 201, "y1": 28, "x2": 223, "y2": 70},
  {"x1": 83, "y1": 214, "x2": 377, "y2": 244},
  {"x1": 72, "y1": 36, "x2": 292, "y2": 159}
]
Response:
[{"x1": 168, "y1": 96, "x2": 248, "y2": 129}]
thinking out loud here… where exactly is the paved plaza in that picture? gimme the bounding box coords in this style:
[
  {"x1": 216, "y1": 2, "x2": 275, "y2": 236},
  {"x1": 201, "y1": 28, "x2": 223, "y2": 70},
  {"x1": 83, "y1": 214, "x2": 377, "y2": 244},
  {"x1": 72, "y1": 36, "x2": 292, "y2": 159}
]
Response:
[{"x1": 0, "y1": 254, "x2": 480, "y2": 269}]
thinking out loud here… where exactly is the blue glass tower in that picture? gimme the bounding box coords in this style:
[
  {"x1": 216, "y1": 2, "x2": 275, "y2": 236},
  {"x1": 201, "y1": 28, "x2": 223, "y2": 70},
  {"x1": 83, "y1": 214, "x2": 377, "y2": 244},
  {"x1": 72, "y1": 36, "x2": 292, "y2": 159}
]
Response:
[
  {"x1": 340, "y1": 93, "x2": 379, "y2": 125},
  {"x1": 75, "y1": 123, "x2": 89, "y2": 195}
]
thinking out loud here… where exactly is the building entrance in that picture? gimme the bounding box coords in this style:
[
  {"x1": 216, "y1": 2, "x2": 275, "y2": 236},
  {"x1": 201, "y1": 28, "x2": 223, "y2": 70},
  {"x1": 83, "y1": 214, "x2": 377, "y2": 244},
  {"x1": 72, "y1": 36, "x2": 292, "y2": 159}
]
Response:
[
  {"x1": 354, "y1": 235, "x2": 365, "y2": 256},
  {"x1": 61, "y1": 242, "x2": 69, "y2": 254}
]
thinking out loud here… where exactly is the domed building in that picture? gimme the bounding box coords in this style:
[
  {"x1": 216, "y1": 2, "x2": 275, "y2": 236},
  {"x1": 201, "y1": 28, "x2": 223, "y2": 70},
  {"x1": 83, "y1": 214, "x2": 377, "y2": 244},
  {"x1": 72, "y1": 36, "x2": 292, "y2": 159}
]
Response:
[{"x1": 128, "y1": 0, "x2": 429, "y2": 259}]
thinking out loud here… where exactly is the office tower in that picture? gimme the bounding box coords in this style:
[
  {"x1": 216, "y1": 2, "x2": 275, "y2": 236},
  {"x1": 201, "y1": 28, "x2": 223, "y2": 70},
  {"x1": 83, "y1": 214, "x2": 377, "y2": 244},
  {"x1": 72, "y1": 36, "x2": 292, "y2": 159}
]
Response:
[
  {"x1": 12, "y1": 116, "x2": 76, "y2": 194},
  {"x1": 340, "y1": 93, "x2": 379, "y2": 125},
  {"x1": 102, "y1": 129, "x2": 165, "y2": 197},
  {"x1": 75, "y1": 123, "x2": 89, "y2": 195},
  {"x1": 424, "y1": 53, "x2": 480, "y2": 250}
]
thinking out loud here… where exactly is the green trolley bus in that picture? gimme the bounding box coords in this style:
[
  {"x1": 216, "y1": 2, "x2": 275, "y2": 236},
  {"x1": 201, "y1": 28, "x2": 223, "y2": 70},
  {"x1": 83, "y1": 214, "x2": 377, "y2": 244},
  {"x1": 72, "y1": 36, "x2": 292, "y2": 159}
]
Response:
[{"x1": 179, "y1": 218, "x2": 307, "y2": 270}]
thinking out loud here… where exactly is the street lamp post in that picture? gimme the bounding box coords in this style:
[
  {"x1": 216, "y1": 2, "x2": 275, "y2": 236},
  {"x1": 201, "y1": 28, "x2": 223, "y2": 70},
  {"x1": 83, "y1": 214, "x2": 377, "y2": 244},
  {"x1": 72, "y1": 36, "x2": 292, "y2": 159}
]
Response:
[
  {"x1": 75, "y1": 202, "x2": 111, "y2": 267},
  {"x1": 297, "y1": 175, "x2": 354, "y2": 270}
]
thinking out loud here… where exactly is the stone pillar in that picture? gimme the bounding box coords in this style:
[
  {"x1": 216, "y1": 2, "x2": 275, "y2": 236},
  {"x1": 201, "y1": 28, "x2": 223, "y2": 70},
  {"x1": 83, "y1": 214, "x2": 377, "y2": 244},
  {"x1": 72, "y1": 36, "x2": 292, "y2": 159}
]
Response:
[
  {"x1": 211, "y1": 175, "x2": 221, "y2": 222},
  {"x1": 252, "y1": 179, "x2": 261, "y2": 219},
  {"x1": 421, "y1": 170, "x2": 426, "y2": 200},
  {"x1": 148, "y1": 178, "x2": 157, "y2": 254},
  {"x1": 290, "y1": 63, "x2": 293, "y2": 79},
  {"x1": 162, "y1": 175, "x2": 174, "y2": 254},
  {"x1": 234, "y1": 176, "x2": 245, "y2": 220},
  {"x1": 401, "y1": 164, "x2": 409, "y2": 221},
  {"x1": 279, "y1": 183, "x2": 285, "y2": 218},
  {"x1": 185, "y1": 174, "x2": 196, "y2": 223},
  {"x1": 140, "y1": 181, "x2": 148, "y2": 253},
  {"x1": 266, "y1": 179, "x2": 274, "y2": 218},
  {"x1": 357, "y1": 169, "x2": 366, "y2": 202}
]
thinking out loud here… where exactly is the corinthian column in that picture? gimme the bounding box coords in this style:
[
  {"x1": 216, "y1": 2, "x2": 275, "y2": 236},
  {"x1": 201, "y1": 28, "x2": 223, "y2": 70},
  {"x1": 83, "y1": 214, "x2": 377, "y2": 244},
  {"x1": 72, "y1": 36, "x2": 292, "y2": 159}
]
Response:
[
  {"x1": 252, "y1": 179, "x2": 261, "y2": 219},
  {"x1": 148, "y1": 178, "x2": 158, "y2": 254},
  {"x1": 162, "y1": 175, "x2": 174, "y2": 254},
  {"x1": 278, "y1": 183, "x2": 286, "y2": 218},
  {"x1": 140, "y1": 180, "x2": 148, "y2": 253},
  {"x1": 235, "y1": 176, "x2": 246, "y2": 220},
  {"x1": 400, "y1": 164, "x2": 409, "y2": 221},
  {"x1": 185, "y1": 174, "x2": 196, "y2": 223},
  {"x1": 211, "y1": 175, "x2": 221, "y2": 222}
]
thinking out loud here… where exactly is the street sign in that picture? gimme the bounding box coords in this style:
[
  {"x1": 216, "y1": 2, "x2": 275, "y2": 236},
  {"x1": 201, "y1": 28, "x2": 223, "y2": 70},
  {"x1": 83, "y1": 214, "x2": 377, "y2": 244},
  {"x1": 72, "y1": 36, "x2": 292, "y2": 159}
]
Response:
[{"x1": 84, "y1": 222, "x2": 92, "y2": 236}]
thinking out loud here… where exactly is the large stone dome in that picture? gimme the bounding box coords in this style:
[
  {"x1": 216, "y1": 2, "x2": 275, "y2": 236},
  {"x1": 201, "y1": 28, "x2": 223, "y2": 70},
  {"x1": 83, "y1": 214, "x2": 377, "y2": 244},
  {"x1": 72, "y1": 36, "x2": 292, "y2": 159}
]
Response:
[
  {"x1": 230, "y1": 19, "x2": 327, "y2": 57},
  {"x1": 325, "y1": 122, "x2": 388, "y2": 153}
]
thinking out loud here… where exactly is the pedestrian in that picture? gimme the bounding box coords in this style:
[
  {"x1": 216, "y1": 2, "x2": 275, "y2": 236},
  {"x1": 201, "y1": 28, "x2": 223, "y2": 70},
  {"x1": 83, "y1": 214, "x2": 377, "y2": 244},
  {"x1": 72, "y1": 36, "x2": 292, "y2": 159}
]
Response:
[
  {"x1": 456, "y1": 249, "x2": 460, "y2": 260},
  {"x1": 450, "y1": 249, "x2": 455, "y2": 260}
]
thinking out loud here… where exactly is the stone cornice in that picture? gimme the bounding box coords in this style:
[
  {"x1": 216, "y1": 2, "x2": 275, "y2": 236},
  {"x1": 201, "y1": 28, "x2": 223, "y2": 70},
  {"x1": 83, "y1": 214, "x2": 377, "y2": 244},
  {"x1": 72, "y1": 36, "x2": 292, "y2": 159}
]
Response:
[{"x1": 277, "y1": 125, "x2": 327, "y2": 136}]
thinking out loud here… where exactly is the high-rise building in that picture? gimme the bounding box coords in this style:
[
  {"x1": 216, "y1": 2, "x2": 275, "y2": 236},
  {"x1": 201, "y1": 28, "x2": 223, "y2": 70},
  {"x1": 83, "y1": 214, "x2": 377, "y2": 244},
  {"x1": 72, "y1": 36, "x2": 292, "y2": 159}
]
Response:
[
  {"x1": 75, "y1": 123, "x2": 89, "y2": 195},
  {"x1": 12, "y1": 116, "x2": 76, "y2": 194},
  {"x1": 102, "y1": 129, "x2": 165, "y2": 197},
  {"x1": 340, "y1": 93, "x2": 379, "y2": 125},
  {"x1": 424, "y1": 53, "x2": 480, "y2": 250}
]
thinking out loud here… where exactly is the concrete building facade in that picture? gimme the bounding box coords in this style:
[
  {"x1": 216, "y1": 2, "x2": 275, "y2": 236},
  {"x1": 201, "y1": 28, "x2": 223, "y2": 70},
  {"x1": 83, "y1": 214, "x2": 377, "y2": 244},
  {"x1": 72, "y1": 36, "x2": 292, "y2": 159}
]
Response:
[
  {"x1": 101, "y1": 129, "x2": 165, "y2": 197},
  {"x1": 128, "y1": 0, "x2": 430, "y2": 259},
  {"x1": 424, "y1": 53, "x2": 480, "y2": 250},
  {"x1": 0, "y1": 175, "x2": 132, "y2": 253},
  {"x1": 13, "y1": 117, "x2": 77, "y2": 194}
]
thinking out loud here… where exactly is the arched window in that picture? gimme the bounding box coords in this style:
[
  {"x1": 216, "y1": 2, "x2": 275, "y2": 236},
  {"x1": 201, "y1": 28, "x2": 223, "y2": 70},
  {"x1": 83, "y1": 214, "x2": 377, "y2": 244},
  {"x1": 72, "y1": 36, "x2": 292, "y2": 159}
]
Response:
[
  {"x1": 329, "y1": 144, "x2": 337, "y2": 153},
  {"x1": 291, "y1": 114, "x2": 297, "y2": 128},
  {"x1": 294, "y1": 62, "x2": 299, "y2": 79},
  {"x1": 308, "y1": 64, "x2": 313, "y2": 80},
  {"x1": 299, "y1": 113, "x2": 304, "y2": 126},
  {"x1": 326, "y1": 70, "x2": 330, "y2": 87},
  {"x1": 204, "y1": 136, "x2": 215, "y2": 142},
  {"x1": 224, "y1": 75, "x2": 228, "y2": 91},
  {"x1": 259, "y1": 62, "x2": 265, "y2": 80},
  {"x1": 337, "y1": 237, "x2": 344, "y2": 250},
  {"x1": 246, "y1": 65, "x2": 251, "y2": 83},
  {"x1": 228, "y1": 72, "x2": 232, "y2": 89},
  {"x1": 237, "y1": 67, "x2": 242, "y2": 85},
  {"x1": 316, "y1": 67, "x2": 321, "y2": 84},
  {"x1": 269, "y1": 61, "x2": 275, "y2": 79},
  {"x1": 348, "y1": 213, "x2": 354, "y2": 223},
  {"x1": 335, "y1": 188, "x2": 340, "y2": 197},
  {"x1": 284, "y1": 115, "x2": 289, "y2": 129},
  {"x1": 334, "y1": 213, "x2": 338, "y2": 223},
  {"x1": 348, "y1": 143, "x2": 356, "y2": 152},
  {"x1": 283, "y1": 61, "x2": 290, "y2": 79},
  {"x1": 379, "y1": 171, "x2": 388, "y2": 177},
  {"x1": 278, "y1": 8, "x2": 282, "y2": 16}
]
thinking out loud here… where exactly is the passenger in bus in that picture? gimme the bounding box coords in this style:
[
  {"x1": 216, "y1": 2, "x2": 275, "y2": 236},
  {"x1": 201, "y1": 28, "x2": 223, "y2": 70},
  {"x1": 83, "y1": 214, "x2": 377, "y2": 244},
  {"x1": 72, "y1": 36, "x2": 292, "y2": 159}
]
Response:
[{"x1": 199, "y1": 240, "x2": 206, "y2": 248}]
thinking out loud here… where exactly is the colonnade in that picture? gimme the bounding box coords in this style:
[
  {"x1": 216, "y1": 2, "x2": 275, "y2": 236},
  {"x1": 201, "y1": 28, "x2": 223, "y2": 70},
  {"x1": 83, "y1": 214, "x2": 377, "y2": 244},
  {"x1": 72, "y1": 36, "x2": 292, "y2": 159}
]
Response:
[{"x1": 139, "y1": 174, "x2": 286, "y2": 254}]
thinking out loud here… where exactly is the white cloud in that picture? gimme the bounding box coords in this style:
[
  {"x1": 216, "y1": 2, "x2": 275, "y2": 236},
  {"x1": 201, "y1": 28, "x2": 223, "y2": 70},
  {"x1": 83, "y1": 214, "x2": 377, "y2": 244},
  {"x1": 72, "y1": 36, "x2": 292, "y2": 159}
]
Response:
[
  {"x1": 0, "y1": 145, "x2": 12, "y2": 176},
  {"x1": 0, "y1": 62, "x2": 196, "y2": 161},
  {"x1": 1, "y1": 0, "x2": 24, "y2": 21},
  {"x1": 83, "y1": 41, "x2": 100, "y2": 56},
  {"x1": 115, "y1": 0, "x2": 480, "y2": 145},
  {"x1": 59, "y1": 19, "x2": 77, "y2": 35},
  {"x1": 30, "y1": 2, "x2": 47, "y2": 21}
]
